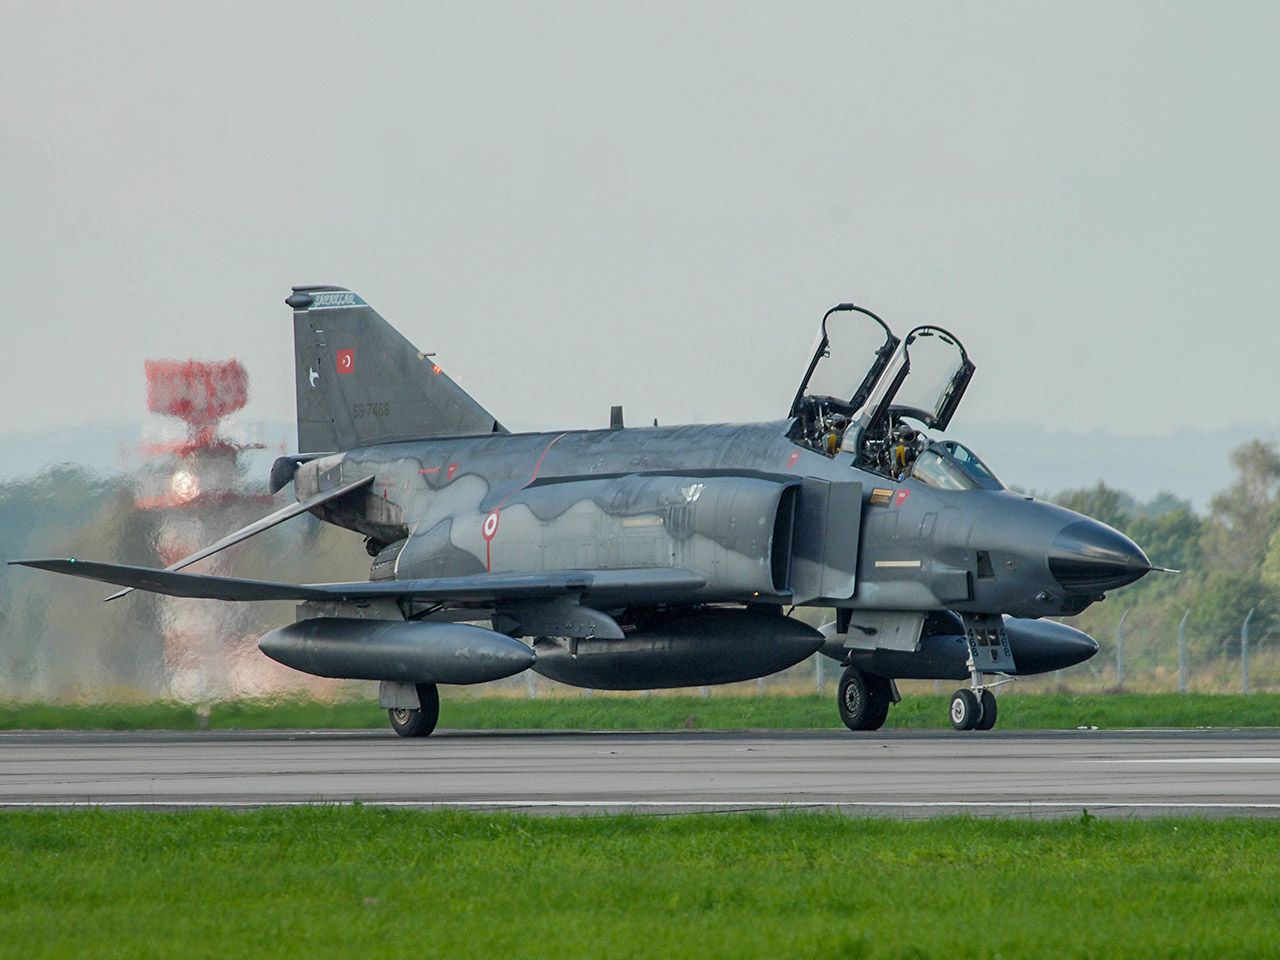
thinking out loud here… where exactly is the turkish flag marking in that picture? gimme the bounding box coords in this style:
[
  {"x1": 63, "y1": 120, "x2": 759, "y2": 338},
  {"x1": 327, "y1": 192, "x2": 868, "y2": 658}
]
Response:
[{"x1": 336, "y1": 350, "x2": 354, "y2": 374}]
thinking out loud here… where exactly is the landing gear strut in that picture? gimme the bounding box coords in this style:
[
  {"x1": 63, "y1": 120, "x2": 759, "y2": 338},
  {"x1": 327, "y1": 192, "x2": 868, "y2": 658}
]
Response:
[
  {"x1": 837, "y1": 666, "x2": 894, "y2": 731},
  {"x1": 388, "y1": 682, "x2": 440, "y2": 738}
]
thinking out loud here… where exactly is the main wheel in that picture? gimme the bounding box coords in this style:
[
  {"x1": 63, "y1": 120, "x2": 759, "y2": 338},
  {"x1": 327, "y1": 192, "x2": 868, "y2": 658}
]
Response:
[
  {"x1": 949, "y1": 689, "x2": 982, "y2": 731},
  {"x1": 388, "y1": 682, "x2": 440, "y2": 738},
  {"x1": 976, "y1": 689, "x2": 998, "y2": 730},
  {"x1": 838, "y1": 667, "x2": 890, "y2": 731},
  {"x1": 864, "y1": 673, "x2": 892, "y2": 729}
]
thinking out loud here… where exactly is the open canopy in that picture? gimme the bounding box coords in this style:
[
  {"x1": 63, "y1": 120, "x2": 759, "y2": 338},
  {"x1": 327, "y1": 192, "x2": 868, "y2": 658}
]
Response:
[
  {"x1": 789, "y1": 304, "x2": 899, "y2": 419},
  {"x1": 788, "y1": 304, "x2": 980, "y2": 480},
  {"x1": 857, "y1": 324, "x2": 975, "y2": 434}
]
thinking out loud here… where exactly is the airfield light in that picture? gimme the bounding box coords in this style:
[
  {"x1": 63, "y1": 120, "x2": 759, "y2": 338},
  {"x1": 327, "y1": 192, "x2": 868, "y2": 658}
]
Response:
[{"x1": 170, "y1": 470, "x2": 200, "y2": 503}]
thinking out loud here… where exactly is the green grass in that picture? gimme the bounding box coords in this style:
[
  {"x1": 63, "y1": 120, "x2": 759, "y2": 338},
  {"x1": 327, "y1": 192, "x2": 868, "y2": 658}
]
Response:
[
  {"x1": 1, "y1": 692, "x2": 1279, "y2": 732},
  {"x1": 2, "y1": 808, "x2": 1279, "y2": 959}
]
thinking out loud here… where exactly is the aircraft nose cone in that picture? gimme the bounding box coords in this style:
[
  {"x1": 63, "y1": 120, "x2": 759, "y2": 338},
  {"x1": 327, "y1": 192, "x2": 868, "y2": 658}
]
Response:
[{"x1": 1049, "y1": 519, "x2": 1151, "y2": 594}]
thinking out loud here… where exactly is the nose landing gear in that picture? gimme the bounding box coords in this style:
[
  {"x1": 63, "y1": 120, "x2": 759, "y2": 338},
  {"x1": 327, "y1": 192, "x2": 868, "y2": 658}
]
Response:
[{"x1": 951, "y1": 614, "x2": 1016, "y2": 730}]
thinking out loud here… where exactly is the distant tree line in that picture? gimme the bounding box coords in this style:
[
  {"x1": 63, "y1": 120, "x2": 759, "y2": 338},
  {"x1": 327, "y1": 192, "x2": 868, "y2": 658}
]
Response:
[{"x1": 1051, "y1": 439, "x2": 1280, "y2": 662}]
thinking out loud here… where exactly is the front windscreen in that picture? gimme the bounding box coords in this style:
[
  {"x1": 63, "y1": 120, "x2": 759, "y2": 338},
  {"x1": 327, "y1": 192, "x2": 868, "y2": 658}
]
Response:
[
  {"x1": 940, "y1": 441, "x2": 1003, "y2": 488},
  {"x1": 911, "y1": 443, "x2": 1004, "y2": 491},
  {"x1": 911, "y1": 449, "x2": 977, "y2": 491}
]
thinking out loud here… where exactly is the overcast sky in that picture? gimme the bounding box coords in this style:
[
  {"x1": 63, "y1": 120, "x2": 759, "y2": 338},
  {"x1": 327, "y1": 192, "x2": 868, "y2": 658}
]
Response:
[{"x1": 3, "y1": 2, "x2": 1277, "y2": 446}]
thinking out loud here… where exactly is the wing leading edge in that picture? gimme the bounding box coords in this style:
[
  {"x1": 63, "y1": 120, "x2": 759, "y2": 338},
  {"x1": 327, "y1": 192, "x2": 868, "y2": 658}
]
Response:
[
  {"x1": 9, "y1": 558, "x2": 706, "y2": 607},
  {"x1": 102, "y1": 473, "x2": 376, "y2": 602}
]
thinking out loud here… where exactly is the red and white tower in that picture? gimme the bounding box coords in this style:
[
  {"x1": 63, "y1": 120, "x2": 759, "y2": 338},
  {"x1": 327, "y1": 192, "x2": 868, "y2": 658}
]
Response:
[{"x1": 134, "y1": 359, "x2": 330, "y2": 701}]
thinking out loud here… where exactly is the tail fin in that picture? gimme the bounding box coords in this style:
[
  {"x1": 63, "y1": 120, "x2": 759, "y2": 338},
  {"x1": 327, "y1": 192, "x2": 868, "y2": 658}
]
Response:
[{"x1": 287, "y1": 286, "x2": 506, "y2": 453}]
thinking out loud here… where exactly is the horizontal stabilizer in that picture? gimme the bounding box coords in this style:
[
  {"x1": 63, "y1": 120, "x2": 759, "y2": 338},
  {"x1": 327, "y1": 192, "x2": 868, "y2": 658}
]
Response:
[
  {"x1": 103, "y1": 474, "x2": 375, "y2": 601},
  {"x1": 10, "y1": 559, "x2": 706, "y2": 606}
]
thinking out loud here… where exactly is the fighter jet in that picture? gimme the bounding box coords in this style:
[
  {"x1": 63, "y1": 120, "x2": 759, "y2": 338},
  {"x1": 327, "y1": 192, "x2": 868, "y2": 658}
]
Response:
[{"x1": 12, "y1": 289, "x2": 1155, "y2": 734}]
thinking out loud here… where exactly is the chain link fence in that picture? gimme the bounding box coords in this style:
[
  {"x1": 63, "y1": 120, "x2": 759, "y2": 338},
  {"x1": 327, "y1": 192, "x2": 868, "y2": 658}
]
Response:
[{"x1": 466, "y1": 607, "x2": 1279, "y2": 701}]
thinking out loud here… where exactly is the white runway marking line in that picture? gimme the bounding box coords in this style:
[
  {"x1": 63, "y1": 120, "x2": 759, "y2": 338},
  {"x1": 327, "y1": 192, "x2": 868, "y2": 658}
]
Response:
[
  {"x1": 1087, "y1": 758, "x2": 1280, "y2": 764},
  {"x1": 6, "y1": 800, "x2": 1280, "y2": 811}
]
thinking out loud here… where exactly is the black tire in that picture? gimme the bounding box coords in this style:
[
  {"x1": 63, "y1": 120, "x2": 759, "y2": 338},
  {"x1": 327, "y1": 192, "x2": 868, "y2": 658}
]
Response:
[
  {"x1": 388, "y1": 682, "x2": 440, "y2": 738},
  {"x1": 838, "y1": 667, "x2": 890, "y2": 731},
  {"x1": 864, "y1": 673, "x2": 892, "y2": 729},
  {"x1": 976, "y1": 689, "x2": 998, "y2": 730},
  {"x1": 949, "y1": 689, "x2": 982, "y2": 731}
]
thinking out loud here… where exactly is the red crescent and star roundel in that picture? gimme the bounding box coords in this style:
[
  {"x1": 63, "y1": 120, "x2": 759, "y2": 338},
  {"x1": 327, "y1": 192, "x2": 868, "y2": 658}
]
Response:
[
  {"x1": 482, "y1": 509, "x2": 501, "y2": 541},
  {"x1": 336, "y1": 349, "x2": 354, "y2": 374}
]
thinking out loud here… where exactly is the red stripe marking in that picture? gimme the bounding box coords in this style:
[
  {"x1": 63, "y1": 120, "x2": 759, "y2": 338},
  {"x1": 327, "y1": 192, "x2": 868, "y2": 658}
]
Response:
[
  {"x1": 486, "y1": 433, "x2": 569, "y2": 570},
  {"x1": 527, "y1": 433, "x2": 567, "y2": 485},
  {"x1": 493, "y1": 433, "x2": 568, "y2": 511},
  {"x1": 418, "y1": 467, "x2": 440, "y2": 474}
]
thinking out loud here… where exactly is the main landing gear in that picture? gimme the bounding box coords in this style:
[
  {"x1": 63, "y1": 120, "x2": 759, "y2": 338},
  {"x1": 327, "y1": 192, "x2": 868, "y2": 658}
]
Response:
[
  {"x1": 837, "y1": 666, "x2": 895, "y2": 731},
  {"x1": 388, "y1": 682, "x2": 440, "y2": 738}
]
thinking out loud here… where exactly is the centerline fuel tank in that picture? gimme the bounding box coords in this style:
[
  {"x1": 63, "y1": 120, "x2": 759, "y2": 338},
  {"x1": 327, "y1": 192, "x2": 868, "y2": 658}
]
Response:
[{"x1": 530, "y1": 607, "x2": 824, "y2": 689}]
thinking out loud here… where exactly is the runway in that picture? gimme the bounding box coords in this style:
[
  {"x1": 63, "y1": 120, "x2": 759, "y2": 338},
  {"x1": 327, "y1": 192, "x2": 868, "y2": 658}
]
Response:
[{"x1": 2, "y1": 728, "x2": 1279, "y2": 818}]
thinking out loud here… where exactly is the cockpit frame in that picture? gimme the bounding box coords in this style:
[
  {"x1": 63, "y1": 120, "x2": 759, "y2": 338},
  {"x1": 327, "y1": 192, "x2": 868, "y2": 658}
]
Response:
[
  {"x1": 788, "y1": 303, "x2": 899, "y2": 420},
  {"x1": 788, "y1": 304, "x2": 983, "y2": 484}
]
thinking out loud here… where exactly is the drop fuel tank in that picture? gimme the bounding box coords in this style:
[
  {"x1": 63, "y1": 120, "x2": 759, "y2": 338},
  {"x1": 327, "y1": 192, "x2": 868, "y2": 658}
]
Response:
[
  {"x1": 835, "y1": 616, "x2": 1099, "y2": 680},
  {"x1": 531, "y1": 607, "x2": 824, "y2": 690},
  {"x1": 259, "y1": 618, "x2": 536, "y2": 684}
]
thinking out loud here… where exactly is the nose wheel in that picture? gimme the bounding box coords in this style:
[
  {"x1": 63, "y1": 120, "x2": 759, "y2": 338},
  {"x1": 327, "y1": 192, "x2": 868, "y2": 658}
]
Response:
[{"x1": 949, "y1": 687, "x2": 999, "y2": 731}]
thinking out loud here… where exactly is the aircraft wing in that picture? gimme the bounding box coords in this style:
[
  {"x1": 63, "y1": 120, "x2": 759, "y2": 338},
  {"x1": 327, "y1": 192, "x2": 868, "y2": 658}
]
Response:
[
  {"x1": 102, "y1": 473, "x2": 376, "y2": 601},
  {"x1": 9, "y1": 559, "x2": 705, "y2": 606}
]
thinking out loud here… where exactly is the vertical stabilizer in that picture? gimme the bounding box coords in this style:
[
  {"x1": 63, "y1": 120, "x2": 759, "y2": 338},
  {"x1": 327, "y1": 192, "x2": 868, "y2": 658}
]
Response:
[{"x1": 287, "y1": 286, "x2": 505, "y2": 453}]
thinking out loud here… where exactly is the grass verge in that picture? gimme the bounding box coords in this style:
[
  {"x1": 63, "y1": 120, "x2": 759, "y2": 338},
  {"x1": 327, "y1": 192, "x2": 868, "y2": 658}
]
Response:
[
  {"x1": 2, "y1": 808, "x2": 1278, "y2": 960},
  {"x1": 1, "y1": 692, "x2": 1278, "y2": 732}
]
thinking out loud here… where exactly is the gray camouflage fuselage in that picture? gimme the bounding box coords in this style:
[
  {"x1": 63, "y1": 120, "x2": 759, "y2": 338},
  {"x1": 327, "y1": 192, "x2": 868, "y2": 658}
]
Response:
[{"x1": 301, "y1": 420, "x2": 1126, "y2": 623}]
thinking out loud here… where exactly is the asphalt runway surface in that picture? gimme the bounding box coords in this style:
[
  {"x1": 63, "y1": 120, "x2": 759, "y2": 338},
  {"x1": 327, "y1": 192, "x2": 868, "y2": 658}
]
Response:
[{"x1": 2, "y1": 728, "x2": 1280, "y2": 818}]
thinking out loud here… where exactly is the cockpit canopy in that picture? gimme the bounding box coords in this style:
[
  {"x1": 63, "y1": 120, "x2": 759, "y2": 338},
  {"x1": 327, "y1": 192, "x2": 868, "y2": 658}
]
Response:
[
  {"x1": 855, "y1": 324, "x2": 975, "y2": 435},
  {"x1": 789, "y1": 303, "x2": 898, "y2": 420},
  {"x1": 789, "y1": 303, "x2": 984, "y2": 482}
]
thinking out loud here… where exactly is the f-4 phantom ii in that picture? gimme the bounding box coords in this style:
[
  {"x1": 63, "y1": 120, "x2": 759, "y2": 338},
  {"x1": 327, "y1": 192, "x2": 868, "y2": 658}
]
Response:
[{"x1": 14, "y1": 288, "x2": 1158, "y2": 734}]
